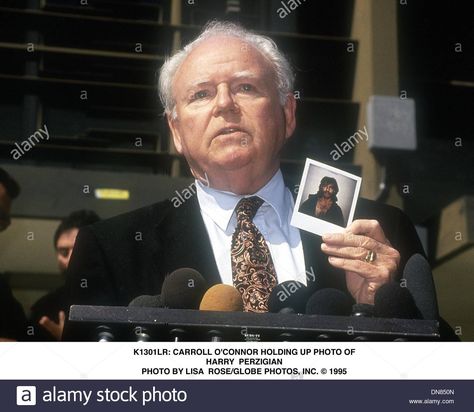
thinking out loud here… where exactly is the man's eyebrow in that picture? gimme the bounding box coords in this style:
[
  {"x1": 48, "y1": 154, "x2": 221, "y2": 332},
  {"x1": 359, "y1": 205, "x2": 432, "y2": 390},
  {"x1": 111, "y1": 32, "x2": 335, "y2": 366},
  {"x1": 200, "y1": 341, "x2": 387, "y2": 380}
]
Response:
[
  {"x1": 187, "y1": 79, "x2": 212, "y2": 89},
  {"x1": 186, "y1": 72, "x2": 261, "y2": 88},
  {"x1": 231, "y1": 71, "x2": 261, "y2": 80},
  {"x1": 181, "y1": 71, "x2": 263, "y2": 97}
]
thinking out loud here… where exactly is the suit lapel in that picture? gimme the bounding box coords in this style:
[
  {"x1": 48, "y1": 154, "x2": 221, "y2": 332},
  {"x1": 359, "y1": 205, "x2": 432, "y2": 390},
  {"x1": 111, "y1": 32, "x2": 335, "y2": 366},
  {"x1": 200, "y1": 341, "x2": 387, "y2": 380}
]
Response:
[
  {"x1": 153, "y1": 195, "x2": 221, "y2": 286},
  {"x1": 300, "y1": 229, "x2": 322, "y2": 282}
]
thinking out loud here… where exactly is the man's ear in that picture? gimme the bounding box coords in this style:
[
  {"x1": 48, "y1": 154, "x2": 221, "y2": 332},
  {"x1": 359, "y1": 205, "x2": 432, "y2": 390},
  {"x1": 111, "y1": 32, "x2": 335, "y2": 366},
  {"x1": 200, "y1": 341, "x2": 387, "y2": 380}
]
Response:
[
  {"x1": 167, "y1": 113, "x2": 183, "y2": 154},
  {"x1": 283, "y1": 93, "x2": 297, "y2": 139}
]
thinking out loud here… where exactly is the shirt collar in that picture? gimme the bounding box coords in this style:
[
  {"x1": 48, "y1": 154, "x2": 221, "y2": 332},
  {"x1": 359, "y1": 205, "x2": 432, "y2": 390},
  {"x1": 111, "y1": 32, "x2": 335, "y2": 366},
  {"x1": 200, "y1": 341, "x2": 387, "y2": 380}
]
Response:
[{"x1": 196, "y1": 170, "x2": 289, "y2": 232}]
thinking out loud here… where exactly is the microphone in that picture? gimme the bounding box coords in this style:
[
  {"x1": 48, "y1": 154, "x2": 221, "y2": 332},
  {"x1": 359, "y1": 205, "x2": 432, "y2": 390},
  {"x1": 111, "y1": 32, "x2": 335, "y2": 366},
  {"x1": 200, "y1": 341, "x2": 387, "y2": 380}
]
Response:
[
  {"x1": 128, "y1": 294, "x2": 162, "y2": 308},
  {"x1": 199, "y1": 284, "x2": 243, "y2": 312},
  {"x1": 402, "y1": 253, "x2": 439, "y2": 320},
  {"x1": 374, "y1": 281, "x2": 422, "y2": 319},
  {"x1": 161, "y1": 267, "x2": 208, "y2": 310},
  {"x1": 128, "y1": 295, "x2": 163, "y2": 342},
  {"x1": 305, "y1": 288, "x2": 353, "y2": 316},
  {"x1": 199, "y1": 284, "x2": 243, "y2": 342},
  {"x1": 268, "y1": 281, "x2": 309, "y2": 314}
]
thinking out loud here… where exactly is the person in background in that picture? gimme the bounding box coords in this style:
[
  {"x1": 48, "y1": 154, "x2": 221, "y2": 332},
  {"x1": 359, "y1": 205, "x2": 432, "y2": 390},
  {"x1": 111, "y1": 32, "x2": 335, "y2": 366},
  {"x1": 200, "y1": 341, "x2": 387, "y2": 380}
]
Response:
[
  {"x1": 0, "y1": 167, "x2": 19, "y2": 232},
  {"x1": 30, "y1": 210, "x2": 100, "y2": 340},
  {"x1": 0, "y1": 167, "x2": 27, "y2": 341}
]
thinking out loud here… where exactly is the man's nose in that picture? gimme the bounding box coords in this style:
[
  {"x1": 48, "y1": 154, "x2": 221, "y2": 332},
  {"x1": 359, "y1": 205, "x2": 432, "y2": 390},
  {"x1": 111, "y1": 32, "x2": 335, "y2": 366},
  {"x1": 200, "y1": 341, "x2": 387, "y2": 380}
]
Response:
[{"x1": 213, "y1": 84, "x2": 239, "y2": 116}]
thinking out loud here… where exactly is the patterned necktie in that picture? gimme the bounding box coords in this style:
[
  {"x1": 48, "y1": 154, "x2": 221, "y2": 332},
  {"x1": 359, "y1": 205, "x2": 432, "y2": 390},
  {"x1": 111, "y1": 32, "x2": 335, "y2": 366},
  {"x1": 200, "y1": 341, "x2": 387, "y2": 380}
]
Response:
[{"x1": 231, "y1": 196, "x2": 277, "y2": 312}]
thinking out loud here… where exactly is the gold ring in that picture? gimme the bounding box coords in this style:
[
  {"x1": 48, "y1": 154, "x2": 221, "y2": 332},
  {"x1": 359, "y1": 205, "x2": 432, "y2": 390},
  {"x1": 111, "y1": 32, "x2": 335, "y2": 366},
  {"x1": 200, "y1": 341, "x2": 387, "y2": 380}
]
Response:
[{"x1": 364, "y1": 250, "x2": 376, "y2": 263}]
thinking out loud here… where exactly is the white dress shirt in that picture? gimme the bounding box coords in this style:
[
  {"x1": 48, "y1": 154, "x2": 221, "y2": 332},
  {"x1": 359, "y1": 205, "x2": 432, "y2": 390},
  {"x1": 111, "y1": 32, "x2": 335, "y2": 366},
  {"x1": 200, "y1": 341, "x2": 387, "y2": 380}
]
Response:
[{"x1": 195, "y1": 170, "x2": 307, "y2": 286}]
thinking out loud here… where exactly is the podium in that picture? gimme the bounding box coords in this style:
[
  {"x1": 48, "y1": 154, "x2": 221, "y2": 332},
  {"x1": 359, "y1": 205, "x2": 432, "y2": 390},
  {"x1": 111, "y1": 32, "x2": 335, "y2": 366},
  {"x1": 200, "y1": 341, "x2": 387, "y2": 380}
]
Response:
[{"x1": 63, "y1": 305, "x2": 440, "y2": 341}]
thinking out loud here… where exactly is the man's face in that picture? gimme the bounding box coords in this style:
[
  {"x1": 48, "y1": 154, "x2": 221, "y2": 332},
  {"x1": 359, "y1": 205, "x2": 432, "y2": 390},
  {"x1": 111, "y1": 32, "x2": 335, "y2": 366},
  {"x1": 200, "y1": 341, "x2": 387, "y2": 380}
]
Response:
[
  {"x1": 0, "y1": 183, "x2": 12, "y2": 232},
  {"x1": 322, "y1": 184, "x2": 336, "y2": 198},
  {"x1": 56, "y1": 228, "x2": 79, "y2": 273},
  {"x1": 168, "y1": 36, "x2": 296, "y2": 190}
]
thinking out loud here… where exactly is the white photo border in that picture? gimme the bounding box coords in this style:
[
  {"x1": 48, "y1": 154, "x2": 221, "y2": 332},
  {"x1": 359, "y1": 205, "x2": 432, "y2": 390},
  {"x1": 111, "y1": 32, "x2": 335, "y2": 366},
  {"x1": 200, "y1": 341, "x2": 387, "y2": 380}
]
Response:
[{"x1": 290, "y1": 158, "x2": 362, "y2": 235}]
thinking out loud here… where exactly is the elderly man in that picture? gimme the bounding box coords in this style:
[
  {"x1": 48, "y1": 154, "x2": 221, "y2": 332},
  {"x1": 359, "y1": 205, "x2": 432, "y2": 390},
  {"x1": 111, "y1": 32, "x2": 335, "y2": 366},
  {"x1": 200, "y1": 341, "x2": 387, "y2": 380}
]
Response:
[{"x1": 66, "y1": 21, "x2": 423, "y2": 314}]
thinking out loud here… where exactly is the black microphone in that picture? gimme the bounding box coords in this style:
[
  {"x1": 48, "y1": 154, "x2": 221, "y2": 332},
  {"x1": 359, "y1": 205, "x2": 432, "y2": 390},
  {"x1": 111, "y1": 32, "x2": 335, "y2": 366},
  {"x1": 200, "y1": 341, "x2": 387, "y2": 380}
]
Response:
[
  {"x1": 402, "y1": 253, "x2": 439, "y2": 320},
  {"x1": 268, "y1": 281, "x2": 309, "y2": 314},
  {"x1": 374, "y1": 281, "x2": 422, "y2": 319},
  {"x1": 305, "y1": 288, "x2": 353, "y2": 316},
  {"x1": 128, "y1": 295, "x2": 163, "y2": 342},
  {"x1": 161, "y1": 267, "x2": 208, "y2": 309},
  {"x1": 129, "y1": 294, "x2": 162, "y2": 308}
]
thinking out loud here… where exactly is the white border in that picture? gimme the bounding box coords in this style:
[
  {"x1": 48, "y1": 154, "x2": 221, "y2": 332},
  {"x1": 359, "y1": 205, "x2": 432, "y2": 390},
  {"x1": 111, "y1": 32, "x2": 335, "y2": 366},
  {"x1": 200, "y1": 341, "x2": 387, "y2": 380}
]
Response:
[
  {"x1": 291, "y1": 158, "x2": 362, "y2": 235},
  {"x1": 0, "y1": 342, "x2": 472, "y2": 380}
]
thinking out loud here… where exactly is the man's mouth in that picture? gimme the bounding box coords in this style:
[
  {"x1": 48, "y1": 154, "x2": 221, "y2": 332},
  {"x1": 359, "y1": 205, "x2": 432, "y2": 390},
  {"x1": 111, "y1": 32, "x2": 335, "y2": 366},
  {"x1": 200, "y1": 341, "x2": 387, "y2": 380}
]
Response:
[{"x1": 215, "y1": 126, "x2": 247, "y2": 137}]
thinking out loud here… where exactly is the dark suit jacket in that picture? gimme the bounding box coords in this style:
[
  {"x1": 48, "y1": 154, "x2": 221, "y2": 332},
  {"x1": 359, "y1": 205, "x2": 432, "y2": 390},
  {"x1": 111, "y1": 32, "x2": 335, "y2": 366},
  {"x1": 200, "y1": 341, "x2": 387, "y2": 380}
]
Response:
[
  {"x1": 66, "y1": 194, "x2": 425, "y2": 308},
  {"x1": 299, "y1": 194, "x2": 345, "y2": 227},
  {"x1": 0, "y1": 276, "x2": 28, "y2": 340}
]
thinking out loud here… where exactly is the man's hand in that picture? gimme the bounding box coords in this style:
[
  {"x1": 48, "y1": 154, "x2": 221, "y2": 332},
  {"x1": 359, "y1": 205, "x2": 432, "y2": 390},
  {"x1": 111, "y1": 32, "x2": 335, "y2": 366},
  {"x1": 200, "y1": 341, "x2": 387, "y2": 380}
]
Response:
[
  {"x1": 321, "y1": 219, "x2": 400, "y2": 304},
  {"x1": 39, "y1": 310, "x2": 65, "y2": 341}
]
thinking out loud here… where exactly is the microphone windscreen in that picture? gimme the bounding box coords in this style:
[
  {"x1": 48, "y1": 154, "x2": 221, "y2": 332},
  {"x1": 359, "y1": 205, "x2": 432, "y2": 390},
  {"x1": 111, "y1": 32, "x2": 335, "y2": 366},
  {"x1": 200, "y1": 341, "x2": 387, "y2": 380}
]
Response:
[
  {"x1": 199, "y1": 284, "x2": 243, "y2": 312},
  {"x1": 402, "y1": 253, "x2": 439, "y2": 320},
  {"x1": 128, "y1": 295, "x2": 162, "y2": 307},
  {"x1": 161, "y1": 267, "x2": 208, "y2": 309},
  {"x1": 268, "y1": 281, "x2": 309, "y2": 313},
  {"x1": 305, "y1": 288, "x2": 353, "y2": 316},
  {"x1": 374, "y1": 281, "x2": 421, "y2": 319}
]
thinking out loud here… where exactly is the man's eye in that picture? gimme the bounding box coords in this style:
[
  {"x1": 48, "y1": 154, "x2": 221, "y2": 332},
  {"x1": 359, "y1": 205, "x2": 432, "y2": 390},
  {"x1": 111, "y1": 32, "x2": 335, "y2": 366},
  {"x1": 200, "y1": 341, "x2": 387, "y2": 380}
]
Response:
[
  {"x1": 58, "y1": 248, "x2": 70, "y2": 257},
  {"x1": 192, "y1": 90, "x2": 209, "y2": 100},
  {"x1": 239, "y1": 84, "x2": 254, "y2": 92}
]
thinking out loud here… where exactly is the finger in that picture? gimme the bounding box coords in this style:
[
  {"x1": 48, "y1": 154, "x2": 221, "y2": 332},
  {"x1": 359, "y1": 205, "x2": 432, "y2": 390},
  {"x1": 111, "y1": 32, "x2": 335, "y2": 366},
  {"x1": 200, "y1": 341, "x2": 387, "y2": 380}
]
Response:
[
  {"x1": 321, "y1": 243, "x2": 368, "y2": 260},
  {"x1": 322, "y1": 247, "x2": 399, "y2": 280},
  {"x1": 59, "y1": 311, "x2": 66, "y2": 327},
  {"x1": 322, "y1": 232, "x2": 400, "y2": 263},
  {"x1": 39, "y1": 316, "x2": 58, "y2": 333},
  {"x1": 39, "y1": 316, "x2": 62, "y2": 340},
  {"x1": 322, "y1": 232, "x2": 384, "y2": 252},
  {"x1": 346, "y1": 219, "x2": 389, "y2": 245},
  {"x1": 327, "y1": 256, "x2": 392, "y2": 283},
  {"x1": 321, "y1": 241, "x2": 400, "y2": 263},
  {"x1": 58, "y1": 311, "x2": 66, "y2": 340}
]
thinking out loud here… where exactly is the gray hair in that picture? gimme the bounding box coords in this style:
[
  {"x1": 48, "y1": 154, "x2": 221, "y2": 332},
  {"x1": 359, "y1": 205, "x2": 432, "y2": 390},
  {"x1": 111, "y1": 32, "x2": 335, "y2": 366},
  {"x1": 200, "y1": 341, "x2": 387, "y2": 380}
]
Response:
[{"x1": 158, "y1": 21, "x2": 295, "y2": 118}]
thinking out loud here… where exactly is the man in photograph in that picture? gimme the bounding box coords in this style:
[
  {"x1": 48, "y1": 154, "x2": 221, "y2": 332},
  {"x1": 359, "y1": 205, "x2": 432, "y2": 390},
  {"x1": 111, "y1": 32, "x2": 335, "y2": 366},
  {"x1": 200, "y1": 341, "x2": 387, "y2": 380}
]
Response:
[
  {"x1": 66, "y1": 21, "x2": 423, "y2": 315},
  {"x1": 299, "y1": 176, "x2": 345, "y2": 226}
]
